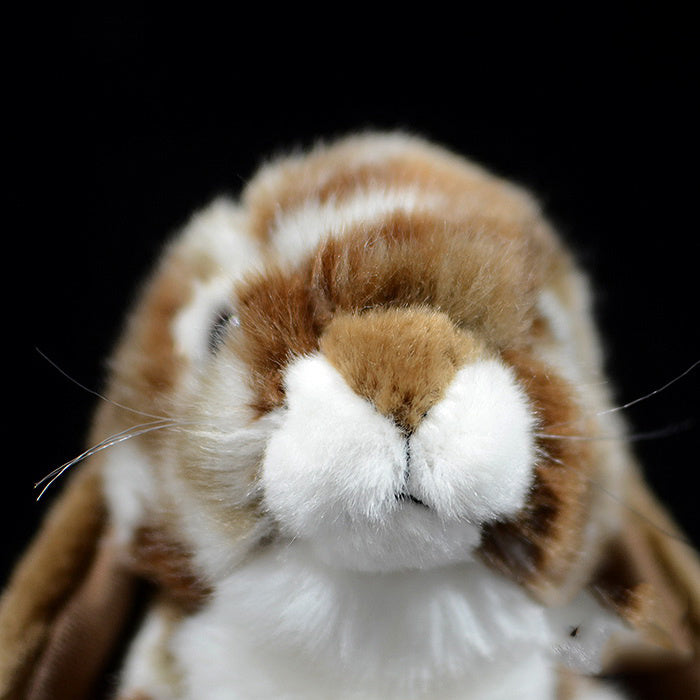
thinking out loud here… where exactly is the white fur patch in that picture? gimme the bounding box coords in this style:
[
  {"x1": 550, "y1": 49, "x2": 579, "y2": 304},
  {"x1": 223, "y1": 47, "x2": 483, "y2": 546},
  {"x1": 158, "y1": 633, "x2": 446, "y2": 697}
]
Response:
[
  {"x1": 262, "y1": 354, "x2": 459, "y2": 571},
  {"x1": 172, "y1": 275, "x2": 237, "y2": 362},
  {"x1": 119, "y1": 543, "x2": 627, "y2": 699},
  {"x1": 268, "y1": 187, "x2": 444, "y2": 266},
  {"x1": 263, "y1": 353, "x2": 406, "y2": 525},
  {"x1": 170, "y1": 543, "x2": 558, "y2": 700},
  {"x1": 261, "y1": 354, "x2": 535, "y2": 572},
  {"x1": 548, "y1": 590, "x2": 626, "y2": 674},
  {"x1": 102, "y1": 440, "x2": 158, "y2": 546},
  {"x1": 117, "y1": 606, "x2": 177, "y2": 700},
  {"x1": 409, "y1": 359, "x2": 536, "y2": 521},
  {"x1": 178, "y1": 197, "x2": 262, "y2": 274},
  {"x1": 171, "y1": 197, "x2": 264, "y2": 364}
]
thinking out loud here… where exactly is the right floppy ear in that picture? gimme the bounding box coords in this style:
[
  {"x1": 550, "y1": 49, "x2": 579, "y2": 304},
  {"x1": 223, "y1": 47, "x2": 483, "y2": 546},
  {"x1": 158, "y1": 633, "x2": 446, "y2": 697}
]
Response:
[
  {"x1": 590, "y1": 466, "x2": 700, "y2": 698},
  {"x1": 0, "y1": 458, "x2": 138, "y2": 700}
]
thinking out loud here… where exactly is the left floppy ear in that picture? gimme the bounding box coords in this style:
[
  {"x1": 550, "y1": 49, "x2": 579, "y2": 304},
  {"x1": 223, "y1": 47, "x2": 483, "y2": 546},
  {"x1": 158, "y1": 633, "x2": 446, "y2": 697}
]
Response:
[
  {"x1": 0, "y1": 459, "x2": 138, "y2": 700},
  {"x1": 590, "y1": 466, "x2": 700, "y2": 697}
]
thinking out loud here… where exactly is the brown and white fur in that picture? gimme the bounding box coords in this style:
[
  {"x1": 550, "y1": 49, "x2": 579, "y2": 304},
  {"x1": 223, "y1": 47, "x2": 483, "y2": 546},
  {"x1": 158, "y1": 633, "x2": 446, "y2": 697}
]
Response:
[{"x1": 2, "y1": 133, "x2": 699, "y2": 699}]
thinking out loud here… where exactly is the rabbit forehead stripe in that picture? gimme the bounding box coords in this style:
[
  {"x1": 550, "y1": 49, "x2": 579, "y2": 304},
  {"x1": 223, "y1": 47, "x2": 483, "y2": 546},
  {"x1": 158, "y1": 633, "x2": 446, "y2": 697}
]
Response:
[
  {"x1": 264, "y1": 185, "x2": 443, "y2": 268},
  {"x1": 243, "y1": 132, "x2": 545, "y2": 249}
]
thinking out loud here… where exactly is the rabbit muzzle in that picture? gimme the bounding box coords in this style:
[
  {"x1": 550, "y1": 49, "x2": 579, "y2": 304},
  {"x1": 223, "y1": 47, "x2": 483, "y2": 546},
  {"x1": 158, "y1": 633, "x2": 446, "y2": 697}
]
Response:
[{"x1": 261, "y1": 307, "x2": 537, "y2": 572}]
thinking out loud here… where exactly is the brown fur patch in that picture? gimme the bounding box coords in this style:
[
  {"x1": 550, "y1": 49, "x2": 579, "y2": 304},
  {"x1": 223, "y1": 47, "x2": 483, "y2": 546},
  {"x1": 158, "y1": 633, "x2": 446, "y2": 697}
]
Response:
[
  {"x1": 0, "y1": 464, "x2": 105, "y2": 699},
  {"x1": 616, "y1": 662, "x2": 700, "y2": 700},
  {"x1": 103, "y1": 246, "x2": 220, "y2": 433},
  {"x1": 128, "y1": 261, "x2": 191, "y2": 395},
  {"x1": 595, "y1": 511, "x2": 700, "y2": 698},
  {"x1": 592, "y1": 487, "x2": 698, "y2": 664},
  {"x1": 130, "y1": 526, "x2": 211, "y2": 613},
  {"x1": 480, "y1": 349, "x2": 594, "y2": 593},
  {"x1": 25, "y1": 536, "x2": 136, "y2": 700},
  {"x1": 235, "y1": 209, "x2": 547, "y2": 415},
  {"x1": 320, "y1": 308, "x2": 485, "y2": 431}
]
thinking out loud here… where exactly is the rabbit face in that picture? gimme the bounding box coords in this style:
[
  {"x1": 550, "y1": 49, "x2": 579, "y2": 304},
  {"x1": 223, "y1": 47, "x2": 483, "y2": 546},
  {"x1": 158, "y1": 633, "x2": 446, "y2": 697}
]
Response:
[
  {"x1": 169, "y1": 223, "x2": 554, "y2": 578},
  {"x1": 106, "y1": 135, "x2": 597, "y2": 593}
]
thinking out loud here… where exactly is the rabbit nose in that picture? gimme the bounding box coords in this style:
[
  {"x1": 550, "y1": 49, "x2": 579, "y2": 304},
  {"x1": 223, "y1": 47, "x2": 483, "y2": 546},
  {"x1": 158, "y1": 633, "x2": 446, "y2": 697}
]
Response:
[{"x1": 319, "y1": 308, "x2": 486, "y2": 432}]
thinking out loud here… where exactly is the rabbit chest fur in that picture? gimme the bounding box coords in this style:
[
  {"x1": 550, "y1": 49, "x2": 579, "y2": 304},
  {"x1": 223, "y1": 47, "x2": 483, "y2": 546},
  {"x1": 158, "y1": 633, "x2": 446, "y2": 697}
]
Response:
[
  {"x1": 3, "y1": 133, "x2": 700, "y2": 700},
  {"x1": 117, "y1": 542, "x2": 623, "y2": 699}
]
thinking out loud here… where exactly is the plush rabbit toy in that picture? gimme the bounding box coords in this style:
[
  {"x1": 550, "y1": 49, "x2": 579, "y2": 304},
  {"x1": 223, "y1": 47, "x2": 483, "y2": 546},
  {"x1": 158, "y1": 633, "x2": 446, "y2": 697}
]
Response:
[{"x1": 2, "y1": 134, "x2": 699, "y2": 700}]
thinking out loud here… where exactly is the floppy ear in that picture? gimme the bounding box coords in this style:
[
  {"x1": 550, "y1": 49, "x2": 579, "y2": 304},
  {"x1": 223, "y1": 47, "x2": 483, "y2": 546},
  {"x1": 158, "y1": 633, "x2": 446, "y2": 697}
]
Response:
[
  {"x1": 0, "y1": 458, "x2": 138, "y2": 700},
  {"x1": 591, "y1": 466, "x2": 700, "y2": 698}
]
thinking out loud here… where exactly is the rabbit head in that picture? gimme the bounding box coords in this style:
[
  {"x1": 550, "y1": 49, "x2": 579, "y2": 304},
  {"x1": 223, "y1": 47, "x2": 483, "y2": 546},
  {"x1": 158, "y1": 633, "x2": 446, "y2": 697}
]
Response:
[{"x1": 3, "y1": 133, "x2": 699, "y2": 699}]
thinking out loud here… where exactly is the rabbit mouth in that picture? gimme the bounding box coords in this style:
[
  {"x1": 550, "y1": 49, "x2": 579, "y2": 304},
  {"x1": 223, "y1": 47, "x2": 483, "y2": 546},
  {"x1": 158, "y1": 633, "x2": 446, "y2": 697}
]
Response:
[{"x1": 394, "y1": 491, "x2": 429, "y2": 508}]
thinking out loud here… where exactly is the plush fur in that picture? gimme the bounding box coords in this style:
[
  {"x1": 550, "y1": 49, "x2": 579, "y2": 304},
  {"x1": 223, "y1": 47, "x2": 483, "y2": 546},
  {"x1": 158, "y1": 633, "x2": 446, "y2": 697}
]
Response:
[
  {"x1": 118, "y1": 543, "x2": 625, "y2": 700},
  {"x1": 2, "y1": 133, "x2": 700, "y2": 700}
]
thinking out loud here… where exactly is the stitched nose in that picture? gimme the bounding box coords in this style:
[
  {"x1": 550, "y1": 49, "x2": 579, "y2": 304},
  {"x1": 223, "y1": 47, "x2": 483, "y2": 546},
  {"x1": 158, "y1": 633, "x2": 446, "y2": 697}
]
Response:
[{"x1": 319, "y1": 307, "x2": 485, "y2": 432}]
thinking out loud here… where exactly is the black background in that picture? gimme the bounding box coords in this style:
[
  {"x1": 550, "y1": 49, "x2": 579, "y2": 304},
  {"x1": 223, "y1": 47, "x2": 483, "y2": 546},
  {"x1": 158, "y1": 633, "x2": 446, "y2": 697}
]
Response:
[{"x1": 5, "y1": 6, "x2": 698, "y2": 586}]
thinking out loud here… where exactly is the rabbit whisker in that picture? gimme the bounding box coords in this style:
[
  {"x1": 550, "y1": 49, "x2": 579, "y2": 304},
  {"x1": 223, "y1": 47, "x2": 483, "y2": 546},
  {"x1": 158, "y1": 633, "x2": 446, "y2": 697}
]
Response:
[
  {"x1": 595, "y1": 359, "x2": 699, "y2": 418},
  {"x1": 36, "y1": 347, "x2": 177, "y2": 422},
  {"x1": 34, "y1": 419, "x2": 173, "y2": 487},
  {"x1": 34, "y1": 419, "x2": 191, "y2": 501},
  {"x1": 541, "y1": 359, "x2": 698, "y2": 433},
  {"x1": 534, "y1": 420, "x2": 693, "y2": 443},
  {"x1": 535, "y1": 445, "x2": 566, "y2": 467}
]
